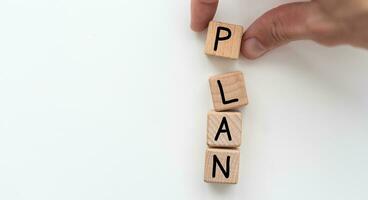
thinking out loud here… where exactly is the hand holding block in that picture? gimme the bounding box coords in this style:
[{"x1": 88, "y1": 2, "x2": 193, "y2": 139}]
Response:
[
  {"x1": 209, "y1": 71, "x2": 248, "y2": 111},
  {"x1": 204, "y1": 148, "x2": 240, "y2": 184},
  {"x1": 205, "y1": 21, "x2": 244, "y2": 59},
  {"x1": 207, "y1": 111, "x2": 242, "y2": 148}
]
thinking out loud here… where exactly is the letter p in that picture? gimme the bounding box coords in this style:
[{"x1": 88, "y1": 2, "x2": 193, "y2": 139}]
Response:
[{"x1": 214, "y1": 26, "x2": 232, "y2": 51}]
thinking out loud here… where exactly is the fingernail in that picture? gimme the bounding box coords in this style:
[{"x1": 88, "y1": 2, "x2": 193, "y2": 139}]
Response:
[{"x1": 242, "y1": 38, "x2": 267, "y2": 59}]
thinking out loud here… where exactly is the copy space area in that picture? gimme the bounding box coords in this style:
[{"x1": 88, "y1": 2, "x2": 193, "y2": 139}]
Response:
[{"x1": 0, "y1": 0, "x2": 368, "y2": 200}]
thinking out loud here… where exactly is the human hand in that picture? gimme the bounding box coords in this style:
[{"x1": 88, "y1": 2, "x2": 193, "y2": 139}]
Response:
[{"x1": 191, "y1": 0, "x2": 368, "y2": 59}]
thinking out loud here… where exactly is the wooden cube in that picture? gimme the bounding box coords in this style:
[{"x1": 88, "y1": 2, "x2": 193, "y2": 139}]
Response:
[
  {"x1": 207, "y1": 111, "x2": 242, "y2": 148},
  {"x1": 204, "y1": 148, "x2": 240, "y2": 184},
  {"x1": 209, "y1": 71, "x2": 248, "y2": 111},
  {"x1": 204, "y1": 21, "x2": 244, "y2": 59}
]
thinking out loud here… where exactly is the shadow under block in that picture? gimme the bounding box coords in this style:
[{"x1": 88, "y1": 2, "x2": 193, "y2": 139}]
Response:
[
  {"x1": 204, "y1": 148, "x2": 240, "y2": 184},
  {"x1": 209, "y1": 71, "x2": 248, "y2": 111},
  {"x1": 207, "y1": 111, "x2": 242, "y2": 148},
  {"x1": 204, "y1": 21, "x2": 244, "y2": 59}
]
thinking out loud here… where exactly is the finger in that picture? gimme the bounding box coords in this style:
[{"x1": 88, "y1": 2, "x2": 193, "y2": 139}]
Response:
[
  {"x1": 191, "y1": 0, "x2": 219, "y2": 32},
  {"x1": 241, "y1": 1, "x2": 340, "y2": 59}
]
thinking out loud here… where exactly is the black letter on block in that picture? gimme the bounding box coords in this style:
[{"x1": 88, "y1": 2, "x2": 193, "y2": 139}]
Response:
[
  {"x1": 214, "y1": 26, "x2": 232, "y2": 51},
  {"x1": 212, "y1": 155, "x2": 230, "y2": 178},
  {"x1": 217, "y1": 80, "x2": 239, "y2": 104},
  {"x1": 214, "y1": 117, "x2": 232, "y2": 141}
]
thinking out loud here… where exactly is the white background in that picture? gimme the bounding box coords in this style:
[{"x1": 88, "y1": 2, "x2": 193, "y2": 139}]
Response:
[{"x1": 1, "y1": 0, "x2": 368, "y2": 200}]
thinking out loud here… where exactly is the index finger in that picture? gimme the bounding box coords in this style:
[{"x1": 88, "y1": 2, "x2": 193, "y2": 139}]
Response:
[{"x1": 191, "y1": 0, "x2": 219, "y2": 32}]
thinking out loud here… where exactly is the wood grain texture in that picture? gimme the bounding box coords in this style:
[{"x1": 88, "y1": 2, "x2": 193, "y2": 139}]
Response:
[
  {"x1": 204, "y1": 21, "x2": 244, "y2": 59},
  {"x1": 207, "y1": 111, "x2": 242, "y2": 148},
  {"x1": 209, "y1": 71, "x2": 248, "y2": 111},
  {"x1": 204, "y1": 148, "x2": 240, "y2": 184}
]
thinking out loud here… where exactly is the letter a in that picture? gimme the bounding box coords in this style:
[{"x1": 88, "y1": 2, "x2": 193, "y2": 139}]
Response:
[{"x1": 214, "y1": 117, "x2": 232, "y2": 141}]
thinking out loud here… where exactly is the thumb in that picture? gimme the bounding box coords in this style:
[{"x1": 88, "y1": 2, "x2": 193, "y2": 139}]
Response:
[{"x1": 241, "y1": 2, "x2": 332, "y2": 59}]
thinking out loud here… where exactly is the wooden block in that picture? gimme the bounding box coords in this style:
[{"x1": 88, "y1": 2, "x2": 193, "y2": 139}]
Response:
[
  {"x1": 209, "y1": 71, "x2": 248, "y2": 111},
  {"x1": 204, "y1": 148, "x2": 240, "y2": 184},
  {"x1": 207, "y1": 111, "x2": 242, "y2": 148},
  {"x1": 204, "y1": 21, "x2": 244, "y2": 59}
]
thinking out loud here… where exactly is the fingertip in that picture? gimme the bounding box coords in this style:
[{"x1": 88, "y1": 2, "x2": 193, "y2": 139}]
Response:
[
  {"x1": 190, "y1": 0, "x2": 218, "y2": 32},
  {"x1": 241, "y1": 2, "x2": 317, "y2": 59},
  {"x1": 190, "y1": 22, "x2": 206, "y2": 32},
  {"x1": 241, "y1": 37, "x2": 268, "y2": 59}
]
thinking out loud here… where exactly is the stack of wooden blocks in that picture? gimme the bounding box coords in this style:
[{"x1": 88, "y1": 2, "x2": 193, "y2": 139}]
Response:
[{"x1": 203, "y1": 21, "x2": 248, "y2": 184}]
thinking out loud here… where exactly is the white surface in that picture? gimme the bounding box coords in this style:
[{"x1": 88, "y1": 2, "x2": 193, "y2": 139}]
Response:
[{"x1": 1, "y1": 0, "x2": 368, "y2": 199}]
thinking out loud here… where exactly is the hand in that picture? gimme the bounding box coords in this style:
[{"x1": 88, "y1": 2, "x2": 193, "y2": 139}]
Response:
[{"x1": 191, "y1": 0, "x2": 368, "y2": 59}]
